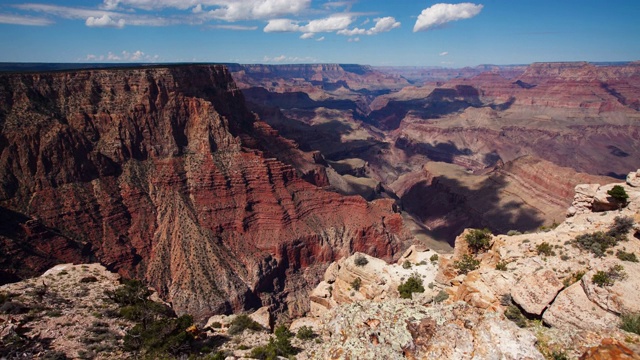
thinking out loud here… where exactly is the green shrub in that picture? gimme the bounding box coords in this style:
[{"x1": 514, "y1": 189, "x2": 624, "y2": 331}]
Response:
[
  {"x1": 402, "y1": 260, "x2": 412, "y2": 269},
  {"x1": 551, "y1": 351, "x2": 569, "y2": 360},
  {"x1": 430, "y1": 254, "x2": 439, "y2": 262},
  {"x1": 617, "y1": 250, "x2": 639, "y2": 262},
  {"x1": 79, "y1": 276, "x2": 98, "y2": 283},
  {"x1": 620, "y1": 313, "x2": 640, "y2": 335},
  {"x1": 607, "y1": 185, "x2": 629, "y2": 203},
  {"x1": 250, "y1": 325, "x2": 295, "y2": 360},
  {"x1": 454, "y1": 254, "x2": 480, "y2": 274},
  {"x1": 433, "y1": 290, "x2": 449, "y2": 304},
  {"x1": 465, "y1": 228, "x2": 492, "y2": 253},
  {"x1": 563, "y1": 270, "x2": 585, "y2": 288},
  {"x1": 536, "y1": 242, "x2": 555, "y2": 256},
  {"x1": 495, "y1": 261, "x2": 508, "y2": 271},
  {"x1": 123, "y1": 315, "x2": 194, "y2": 356},
  {"x1": 296, "y1": 326, "x2": 315, "y2": 340},
  {"x1": 607, "y1": 216, "x2": 634, "y2": 239},
  {"x1": 507, "y1": 230, "x2": 522, "y2": 236},
  {"x1": 354, "y1": 256, "x2": 369, "y2": 267},
  {"x1": 592, "y1": 264, "x2": 626, "y2": 288},
  {"x1": 227, "y1": 314, "x2": 263, "y2": 335},
  {"x1": 504, "y1": 305, "x2": 527, "y2": 328},
  {"x1": 350, "y1": 277, "x2": 362, "y2": 291},
  {"x1": 398, "y1": 274, "x2": 425, "y2": 299}
]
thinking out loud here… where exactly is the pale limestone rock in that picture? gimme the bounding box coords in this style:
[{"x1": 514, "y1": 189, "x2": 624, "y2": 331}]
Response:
[
  {"x1": 249, "y1": 306, "x2": 271, "y2": 330},
  {"x1": 583, "y1": 262, "x2": 640, "y2": 315},
  {"x1": 423, "y1": 322, "x2": 475, "y2": 359},
  {"x1": 594, "y1": 184, "x2": 629, "y2": 211},
  {"x1": 627, "y1": 170, "x2": 640, "y2": 187},
  {"x1": 543, "y1": 283, "x2": 618, "y2": 330},
  {"x1": 511, "y1": 270, "x2": 564, "y2": 315},
  {"x1": 397, "y1": 244, "x2": 429, "y2": 264},
  {"x1": 289, "y1": 317, "x2": 321, "y2": 332},
  {"x1": 471, "y1": 313, "x2": 545, "y2": 360},
  {"x1": 324, "y1": 260, "x2": 342, "y2": 283}
]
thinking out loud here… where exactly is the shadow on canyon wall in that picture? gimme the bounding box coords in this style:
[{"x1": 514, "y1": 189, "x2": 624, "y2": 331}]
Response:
[{"x1": 400, "y1": 173, "x2": 544, "y2": 245}]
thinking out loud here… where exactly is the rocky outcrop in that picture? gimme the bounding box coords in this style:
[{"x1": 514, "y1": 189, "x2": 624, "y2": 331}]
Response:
[
  {"x1": 511, "y1": 270, "x2": 563, "y2": 315},
  {"x1": 0, "y1": 65, "x2": 408, "y2": 321},
  {"x1": 579, "y1": 338, "x2": 640, "y2": 360}
]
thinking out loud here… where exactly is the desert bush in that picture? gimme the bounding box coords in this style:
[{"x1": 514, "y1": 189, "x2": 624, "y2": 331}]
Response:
[
  {"x1": 617, "y1": 250, "x2": 639, "y2": 262},
  {"x1": 592, "y1": 264, "x2": 626, "y2": 287},
  {"x1": 620, "y1": 313, "x2": 640, "y2": 335},
  {"x1": 354, "y1": 255, "x2": 369, "y2": 267},
  {"x1": 454, "y1": 254, "x2": 480, "y2": 274},
  {"x1": 607, "y1": 185, "x2": 629, "y2": 203},
  {"x1": 465, "y1": 228, "x2": 492, "y2": 253},
  {"x1": 402, "y1": 260, "x2": 412, "y2": 269},
  {"x1": 79, "y1": 276, "x2": 98, "y2": 283},
  {"x1": 296, "y1": 326, "x2": 315, "y2": 340},
  {"x1": 504, "y1": 305, "x2": 527, "y2": 328},
  {"x1": 124, "y1": 315, "x2": 194, "y2": 355},
  {"x1": 495, "y1": 261, "x2": 508, "y2": 271},
  {"x1": 350, "y1": 277, "x2": 362, "y2": 291},
  {"x1": 250, "y1": 324, "x2": 295, "y2": 360},
  {"x1": 551, "y1": 351, "x2": 569, "y2": 360},
  {"x1": 227, "y1": 315, "x2": 263, "y2": 335},
  {"x1": 433, "y1": 290, "x2": 449, "y2": 304},
  {"x1": 507, "y1": 230, "x2": 522, "y2": 236},
  {"x1": 430, "y1": 254, "x2": 439, "y2": 262},
  {"x1": 398, "y1": 274, "x2": 425, "y2": 299},
  {"x1": 209, "y1": 321, "x2": 222, "y2": 329},
  {"x1": 607, "y1": 216, "x2": 634, "y2": 239},
  {"x1": 562, "y1": 270, "x2": 585, "y2": 288},
  {"x1": 536, "y1": 242, "x2": 555, "y2": 256}
]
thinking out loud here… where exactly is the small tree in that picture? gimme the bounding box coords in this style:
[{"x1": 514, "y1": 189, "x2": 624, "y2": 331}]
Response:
[
  {"x1": 454, "y1": 254, "x2": 480, "y2": 274},
  {"x1": 465, "y1": 229, "x2": 492, "y2": 253},
  {"x1": 607, "y1": 185, "x2": 629, "y2": 203},
  {"x1": 354, "y1": 255, "x2": 369, "y2": 267}
]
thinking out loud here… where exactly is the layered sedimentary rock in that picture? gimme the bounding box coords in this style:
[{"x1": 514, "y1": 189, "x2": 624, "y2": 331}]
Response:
[{"x1": 0, "y1": 65, "x2": 408, "y2": 320}]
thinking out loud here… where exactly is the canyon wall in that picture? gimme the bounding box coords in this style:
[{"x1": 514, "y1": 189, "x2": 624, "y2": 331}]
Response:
[{"x1": 0, "y1": 65, "x2": 408, "y2": 320}]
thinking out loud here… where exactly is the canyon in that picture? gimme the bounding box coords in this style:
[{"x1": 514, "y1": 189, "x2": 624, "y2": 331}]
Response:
[{"x1": 0, "y1": 65, "x2": 408, "y2": 321}]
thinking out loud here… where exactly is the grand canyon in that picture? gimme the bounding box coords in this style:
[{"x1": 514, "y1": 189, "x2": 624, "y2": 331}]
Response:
[{"x1": 1, "y1": 60, "x2": 640, "y2": 359}]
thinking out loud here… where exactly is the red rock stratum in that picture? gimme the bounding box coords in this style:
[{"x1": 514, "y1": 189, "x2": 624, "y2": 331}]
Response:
[{"x1": 0, "y1": 65, "x2": 407, "y2": 321}]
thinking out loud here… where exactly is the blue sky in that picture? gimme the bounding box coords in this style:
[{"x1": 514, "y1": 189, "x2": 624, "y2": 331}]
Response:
[{"x1": 0, "y1": 0, "x2": 639, "y2": 66}]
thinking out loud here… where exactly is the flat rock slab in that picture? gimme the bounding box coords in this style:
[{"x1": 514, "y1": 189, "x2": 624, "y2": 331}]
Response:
[
  {"x1": 583, "y1": 262, "x2": 640, "y2": 315},
  {"x1": 543, "y1": 283, "x2": 618, "y2": 331},
  {"x1": 511, "y1": 270, "x2": 563, "y2": 315}
]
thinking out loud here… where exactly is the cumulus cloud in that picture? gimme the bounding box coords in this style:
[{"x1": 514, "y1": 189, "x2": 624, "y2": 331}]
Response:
[
  {"x1": 439, "y1": 51, "x2": 448, "y2": 56},
  {"x1": 0, "y1": 13, "x2": 53, "y2": 26},
  {"x1": 413, "y1": 3, "x2": 483, "y2": 32},
  {"x1": 264, "y1": 15, "x2": 352, "y2": 34},
  {"x1": 300, "y1": 32, "x2": 314, "y2": 39},
  {"x1": 86, "y1": 14, "x2": 125, "y2": 28},
  {"x1": 337, "y1": 16, "x2": 399, "y2": 36}
]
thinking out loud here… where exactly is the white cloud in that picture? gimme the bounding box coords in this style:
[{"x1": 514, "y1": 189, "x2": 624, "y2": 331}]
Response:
[
  {"x1": 264, "y1": 18, "x2": 300, "y2": 32},
  {"x1": 300, "y1": 32, "x2": 314, "y2": 39},
  {"x1": 439, "y1": 51, "x2": 449, "y2": 56},
  {"x1": 207, "y1": 24, "x2": 258, "y2": 30},
  {"x1": 262, "y1": 54, "x2": 317, "y2": 63},
  {"x1": 16, "y1": 3, "x2": 174, "y2": 26},
  {"x1": 86, "y1": 50, "x2": 159, "y2": 62},
  {"x1": 264, "y1": 14, "x2": 352, "y2": 34},
  {"x1": 86, "y1": 14, "x2": 125, "y2": 28},
  {"x1": 316, "y1": 36, "x2": 325, "y2": 41},
  {"x1": 101, "y1": 0, "x2": 310, "y2": 21},
  {"x1": 0, "y1": 13, "x2": 53, "y2": 26},
  {"x1": 347, "y1": 37, "x2": 359, "y2": 42},
  {"x1": 413, "y1": 3, "x2": 483, "y2": 32},
  {"x1": 337, "y1": 16, "x2": 399, "y2": 36}
]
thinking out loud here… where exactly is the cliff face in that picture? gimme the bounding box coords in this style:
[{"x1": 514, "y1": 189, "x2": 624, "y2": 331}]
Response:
[{"x1": 0, "y1": 65, "x2": 407, "y2": 320}]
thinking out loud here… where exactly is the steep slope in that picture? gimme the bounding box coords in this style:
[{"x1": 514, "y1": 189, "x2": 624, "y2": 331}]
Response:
[{"x1": 0, "y1": 65, "x2": 408, "y2": 321}]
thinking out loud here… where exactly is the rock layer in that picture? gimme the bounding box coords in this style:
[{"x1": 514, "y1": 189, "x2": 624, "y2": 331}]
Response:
[{"x1": 0, "y1": 65, "x2": 408, "y2": 320}]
